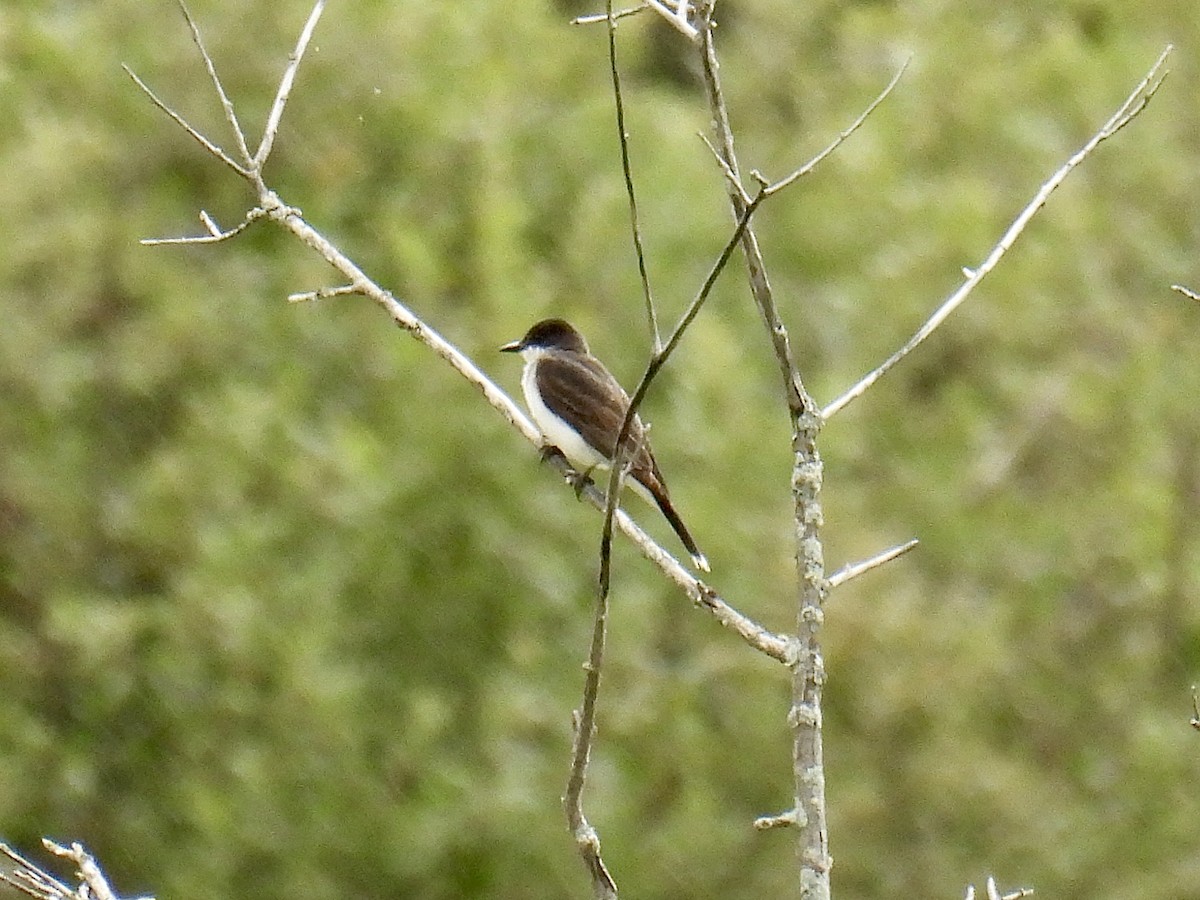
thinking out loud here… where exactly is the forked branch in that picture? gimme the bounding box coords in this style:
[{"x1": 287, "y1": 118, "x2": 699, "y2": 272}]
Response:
[{"x1": 0, "y1": 841, "x2": 137, "y2": 900}]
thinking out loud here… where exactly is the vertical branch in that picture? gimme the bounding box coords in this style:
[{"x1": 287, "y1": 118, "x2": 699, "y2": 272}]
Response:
[
  {"x1": 559, "y1": 6, "x2": 646, "y2": 894},
  {"x1": 565, "y1": 7, "x2": 763, "y2": 893},
  {"x1": 694, "y1": 4, "x2": 831, "y2": 898},
  {"x1": 606, "y1": 0, "x2": 661, "y2": 348},
  {"x1": 563, "y1": 586, "x2": 619, "y2": 899}
]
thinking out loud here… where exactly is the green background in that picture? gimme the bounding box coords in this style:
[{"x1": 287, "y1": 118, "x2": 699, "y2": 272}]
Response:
[{"x1": 2, "y1": 1, "x2": 1198, "y2": 897}]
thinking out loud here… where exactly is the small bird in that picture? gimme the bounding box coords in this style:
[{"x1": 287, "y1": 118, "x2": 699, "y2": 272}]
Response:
[{"x1": 501, "y1": 318, "x2": 709, "y2": 572}]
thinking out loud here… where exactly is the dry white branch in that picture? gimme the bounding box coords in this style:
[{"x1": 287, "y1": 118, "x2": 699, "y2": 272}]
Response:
[
  {"x1": 753, "y1": 808, "x2": 800, "y2": 831},
  {"x1": 0, "y1": 843, "x2": 72, "y2": 900},
  {"x1": 645, "y1": 0, "x2": 697, "y2": 40},
  {"x1": 571, "y1": 5, "x2": 646, "y2": 26},
  {"x1": 826, "y1": 538, "x2": 918, "y2": 589},
  {"x1": 140, "y1": 207, "x2": 267, "y2": 245},
  {"x1": 1171, "y1": 283, "x2": 1199, "y2": 302},
  {"x1": 175, "y1": 0, "x2": 254, "y2": 165},
  {"x1": 572, "y1": 0, "x2": 698, "y2": 39},
  {"x1": 255, "y1": 0, "x2": 325, "y2": 167},
  {"x1": 288, "y1": 284, "x2": 362, "y2": 303},
  {"x1": 823, "y1": 44, "x2": 1172, "y2": 420},
  {"x1": 696, "y1": 5, "x2": 835, "y2": 894},
  {"x1": 0, "y1": 841, "x2": 145, "y2": 900},
  {"x1": 964, "y1": 876, "x2": 1034, "y2": 900}
]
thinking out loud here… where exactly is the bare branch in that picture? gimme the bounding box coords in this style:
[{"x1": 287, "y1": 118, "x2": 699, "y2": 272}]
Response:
[
  {"x1": 574, "y1": 0, "x2": 697, "y2": 38},
  {"x1": 0, "y1": 843, "x2": 72, "y2": 900},
  {"x1": 44, "y1": 842, "x2": 124, "y2": 900},
  {"x1": 645, "y1": 0, "x2": 698, "y2": 40},
  {"x1": 1171, "y1": 283, "x2": 1200, "y2": 302},
  {"x1": 827, "y1": 538, "x2": 918, "y2": 589},
  {"x1": 697, "y1": 8, "x2": 832, "y2": 895},
  {"x1": 140, "y1": 207, "x2": 267, "y2": 245},
  {"x1": 572, "y1": 5, "x2": 647, "y2": 26},
  {"x1": 256, "y1": 0, "x2": 326, "y2": 168},
  {"x1": 699, "y1": 132, "x2": 752, "y2": 204},
  {"x1": 564, "y1": 568, "x2": 619, "y2": 900},
  {"x1": 176, "y1": 0, "x2": 254, "y2": 167},
  {"x1": 753, "y1": 808, "x2": 800, "y2": 831},
  {"x1": 605, "y1": 0, "x2": 660, "y2": 348},
  {"x1": 121, "y1": 64, "x2": 249, "y2": 177},
  {"x1": 764, "y1": 56, "x2": 909, "y2": 196},
  {"x1": 0, "y1": 841, "x2": 142, "y2": 900},
  {"x1": 964, "y1": 876, "x2": 1034, "y2": 900},
  {"x1": 823, "y1": 44, "x2": 1172, "y2": 420},
  {"x1": 288, "y1": 284, "x2": 363, "y2": 303}
]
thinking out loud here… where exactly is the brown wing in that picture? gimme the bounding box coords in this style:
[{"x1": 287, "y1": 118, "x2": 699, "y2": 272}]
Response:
[{"x1": 535, "y1": 352, "x2": 659, "y2": 481}]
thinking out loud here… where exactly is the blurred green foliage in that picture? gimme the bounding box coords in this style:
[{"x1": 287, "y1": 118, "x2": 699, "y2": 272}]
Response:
[{"x1": 1, "y1": 0, "x2": 1199, "y2": 898}]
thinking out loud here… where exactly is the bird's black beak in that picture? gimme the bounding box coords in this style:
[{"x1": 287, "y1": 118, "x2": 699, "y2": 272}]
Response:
[{"x1": 499, "y1": 339, "x2": 523, "y2": 353}]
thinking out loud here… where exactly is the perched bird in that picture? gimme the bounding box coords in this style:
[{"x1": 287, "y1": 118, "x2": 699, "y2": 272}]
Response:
[{"x1": 501, "y1": 318, "x2": 709, "y2": 572}]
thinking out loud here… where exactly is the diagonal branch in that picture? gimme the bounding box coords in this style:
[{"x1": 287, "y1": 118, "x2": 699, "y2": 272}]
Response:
[
  {"x1": 121, "y1": 64, "x2": 250, "y2": 177},
  {"x1": 826, "y1": 538, "x2": 919, "y2": 589},
  {"x1": 823, "y1": 44, "x2": 1173, "y2": 420},
  {"x1": 0, "y1": 841, "x2": 137, "y2": 900},
  {"x1": 256, "y1": 0, "x2": 326, "y2": 168},
  {"x1": 176, "y1": 0, "x2": 254, "y2": 167}
]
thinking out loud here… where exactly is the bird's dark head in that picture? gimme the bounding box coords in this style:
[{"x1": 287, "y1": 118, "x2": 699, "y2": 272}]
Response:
[{"x1": 500, "y1": 318, "x2": 590, "y2": 355}]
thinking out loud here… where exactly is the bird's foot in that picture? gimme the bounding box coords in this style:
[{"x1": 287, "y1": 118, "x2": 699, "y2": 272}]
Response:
[
  {"x1": 538, "y1": 444, "x2": 567, "y2": 466},
  {"x1": 567, "y1": 465, "x2": 596, "y2": 500},
  {"x1": 538, "y1": 445, "x2": 593, "y2": 499}
]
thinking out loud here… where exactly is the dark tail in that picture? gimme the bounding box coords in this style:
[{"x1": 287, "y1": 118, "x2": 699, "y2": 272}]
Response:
[{"x1": 652, "y1": 490, "x2": 710, "y2": 573}]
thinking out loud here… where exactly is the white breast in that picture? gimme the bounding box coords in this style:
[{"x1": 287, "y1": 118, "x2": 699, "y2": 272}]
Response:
[{"x1": 521, "y1": 351, "x2": 609, "y2": 472}]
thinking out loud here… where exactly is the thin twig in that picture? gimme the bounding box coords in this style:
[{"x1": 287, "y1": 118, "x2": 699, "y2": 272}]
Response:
[
  {"x1": 43, "y1": 842, "x2": 123, "y2": 900},
  {"x1": 606, "y1": 0, "x2": 660, "y2": 348},
  {"x1": 964, "y1": 877, "x2": 1034, "y2": 900},
  {"x1": 121, "y1": 64, "x2": 249, "y2": 176},
  {"x1": 753, "y1": 808, "x2": 800, "y2": 831},
  {"x1": 563, "y1": 573, "x2": 619, "y2": 900},
  {"x1": 645, "y1": 0, "x2": 698, "y2": 40},
  {"x1": 598, "y1": 185, "x2": 765, "y2": 583},
  {"x1": 698, "y1": 132, "x2": 751, "y2": 203},
  {"x1": 1171, "y1": 284, "x2": 1199, "y2": 302},
  {"x1": 176, "y1": 1, "x2": 254, "y2": 167},
  {"x1": 823, "y1": 44, "x2": 1172, "y2": 420},
  {"x1": 0, "y1": 843, "x2": 72, "y2": 900},
  {"x1": 826, "y1": 538, "x2": 918, "y2": 589},
  {"x1": 140, "y1": 208, "x2": 266, "y2": 245},
  {"x1": 288, "y1": 284, "x2": 362, "y2": 303},
  {"x1": 764, "y1": 56, "x2": 909, "y2": 196},
  {"x1": 573, "y1": 1, "x2": 698, "y2": 39},
  {"x1": 572, "y1": 5, "x2": 648, "y2": 26},
  {"x1": 256, "y1": 0, "x2": 326, "y2": 168},
  {"x1": 0, "y1": 841, "x2": 140, "y2": 900}
]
